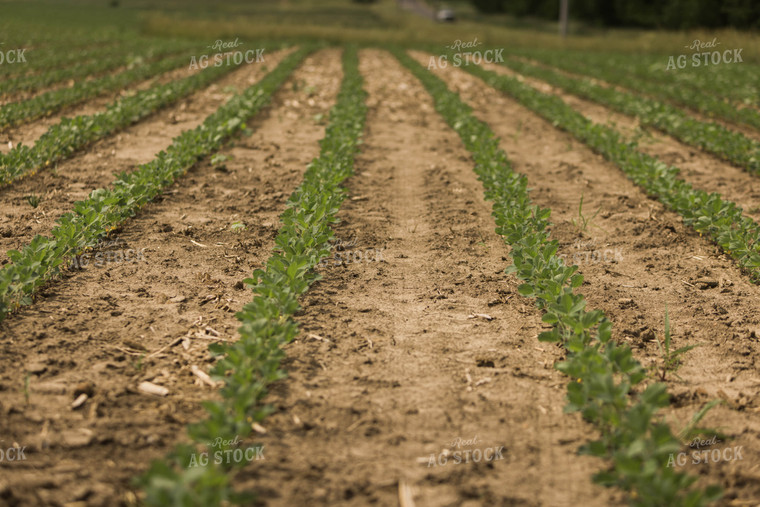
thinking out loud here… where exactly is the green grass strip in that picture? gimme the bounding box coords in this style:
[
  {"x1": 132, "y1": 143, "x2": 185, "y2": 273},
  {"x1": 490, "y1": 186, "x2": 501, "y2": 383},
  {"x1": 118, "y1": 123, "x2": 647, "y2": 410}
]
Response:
[
  {"x1": 0, "y1": 47, "x2": 313, "y2": 322},
  {"x1": 393, "y1": 48, "x2": 721, "y2": 506},
  {"x1": 0, "y1": 50, "x2": 244, "y2": 186},
  {"x1": 137, "y1": 46, "x2": 367, "y2": 506},
  {"x1": 498, "y1": 57, "x2": 760, "y2": 175},
  {"x1": 461, "y1": 59, "x2": 760, "y2": 283}
]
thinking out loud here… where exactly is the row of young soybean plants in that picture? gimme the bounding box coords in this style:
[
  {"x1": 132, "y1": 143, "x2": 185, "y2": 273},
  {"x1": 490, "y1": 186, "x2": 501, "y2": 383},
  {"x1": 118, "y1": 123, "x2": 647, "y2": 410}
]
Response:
[
  {"x1": 392, "y1": 49, "x2": 721, "y2": 506},
  {"x1": 0, "y1": 38, "x2": 197, "y2": 97},
  {"x1": 0, "y1": 42, "x2": 198, "y2": 129},
  {"x1": 497, "y1": 57, "x2": 760, "y2": 176},
  {"x1": 0, "y1": 44, "x2": 291, "y2": 187},
  {"x1": 513, "y1": 51, "x2": 760, "y2": 133},
  {"x1": 0, "y1": 33, "x2": 132, "y2": 79},
  {"x1": 0, "y1": 47, "x2": 313, "y2": 322},
  {"x1": 518, "y1": 48, "x2": 759, "y2": 110},
  {"x1": 137, "y1": 47, "x2": 367, "y2": 505},
  {"x1": 460, "y1": 59, "x2": 760, "y2": 282}
]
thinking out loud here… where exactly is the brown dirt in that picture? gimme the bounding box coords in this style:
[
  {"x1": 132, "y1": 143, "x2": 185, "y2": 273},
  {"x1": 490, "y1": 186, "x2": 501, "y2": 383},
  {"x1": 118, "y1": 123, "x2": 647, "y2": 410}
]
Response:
[
  {"x1": 1, "y1": 45, "x2": 758, "y2": 507},
  {"x1": 486, "y1": 58, "x2": 760, "y2": 227},
  {"x1": 407, "y1": 50, "x2": 760, "y2": 504},
  {"x1": 239, "y1": 49, "x2": 618, "y2": 507},
  {"x1": 0, "y1": 49, "x2": 292, "y2": 261},
  {"x1": 0, "y1": 47, "x2": 339, "y2": 506}
]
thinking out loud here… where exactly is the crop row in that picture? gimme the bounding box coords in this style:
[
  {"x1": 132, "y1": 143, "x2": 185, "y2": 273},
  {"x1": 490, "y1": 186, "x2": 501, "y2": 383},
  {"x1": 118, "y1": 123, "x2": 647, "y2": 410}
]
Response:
[
  {"x1": 394, "y1": 48, "x2": 720, "y2": 505},
  {"x1": 464, "y1": 61, "x2": 760, "y2": 283},
  {"x1": 0, "y1": 33, "x2": 173, "y2": 79},
  {"x1": 0, "y1": 43, "x2": 118, "y2": 81},
  {"x1": 514, "y1": 52, "x2": 760, "y2": 133},
  {"x1": 517, "y1": 48, "x2": 759, "y2": 109},
  {"x1": 0, "y1": 49, "x2": 194, "y2": 129},
  {"x1": 0, "y1": 47, "x2": 311, "y2": 322},
  {"x1": 0, "y1": 48, "x2": 245, "y2": 186},
  {"x1": 497, "y1": 58, "x2": 760, "y2": 176},
  {"x1": 0, "y1": 39, "x2": 196, "y2": 97},
  {"x1": 138, "y1": 46, "x2": 366, "y2": 505}
]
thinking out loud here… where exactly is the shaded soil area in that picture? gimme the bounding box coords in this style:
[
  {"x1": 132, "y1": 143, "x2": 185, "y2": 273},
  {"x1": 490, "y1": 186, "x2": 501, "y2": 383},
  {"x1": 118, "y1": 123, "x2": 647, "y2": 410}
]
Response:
[{"x1": 0, "y1": 48, "x2": 340, "y2": 506}]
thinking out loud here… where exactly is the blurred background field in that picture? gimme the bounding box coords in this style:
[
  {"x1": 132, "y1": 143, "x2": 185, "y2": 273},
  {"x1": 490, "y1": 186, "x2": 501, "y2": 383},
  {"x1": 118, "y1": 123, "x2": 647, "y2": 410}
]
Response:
[{"x1": 0, "y1": 0, "x2": 758, "y2": 61}]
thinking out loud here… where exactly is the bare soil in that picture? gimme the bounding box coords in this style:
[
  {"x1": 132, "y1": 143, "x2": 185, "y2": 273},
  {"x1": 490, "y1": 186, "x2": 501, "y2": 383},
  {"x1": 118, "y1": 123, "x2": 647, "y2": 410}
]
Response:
[
  {"x1": 0, "y1": 46, "x2": 757, "y2": 507},
  {"x1": 0, "y1": 47, "x2": 339, "y2": 506},
  {"x1": 409, "y1": 49, "x2": 760, "y2": 505}
]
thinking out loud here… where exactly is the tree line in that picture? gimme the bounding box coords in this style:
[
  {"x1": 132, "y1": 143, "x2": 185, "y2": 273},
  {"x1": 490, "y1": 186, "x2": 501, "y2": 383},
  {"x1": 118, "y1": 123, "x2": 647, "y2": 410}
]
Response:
[{"x1": 470, "y1": 0, "x2": 760, "y2": 29}]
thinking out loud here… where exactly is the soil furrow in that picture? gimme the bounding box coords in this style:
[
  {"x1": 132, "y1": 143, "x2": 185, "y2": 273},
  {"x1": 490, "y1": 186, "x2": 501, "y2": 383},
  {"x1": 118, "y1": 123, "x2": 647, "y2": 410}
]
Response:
[
  {"x1": 0, "y1": 48, "x2": 340, "y2": 506},
  {"x1": 410, "y1": 50, "x2": 760, "y2": 504},
  {"x1": 239, "y1": 49, "x2": 617, "y2": 507}
]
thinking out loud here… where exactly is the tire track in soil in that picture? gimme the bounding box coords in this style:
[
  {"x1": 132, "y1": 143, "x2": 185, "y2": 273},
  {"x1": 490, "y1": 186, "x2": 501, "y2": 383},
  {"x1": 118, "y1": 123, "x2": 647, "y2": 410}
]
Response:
[
  {"x1": 0, "y1": 49, "x2": 293, "y2": 261},
  {"x1": 0, "y1": 48, "x2": 340, "y2": 506},
  {"x1": 484, "y1": 59, "x2": 760, "y2": 226},
  {"x1": 240, "y1": 49, "x2": 618, "y2": 507},
  {"x1": 409, "y1": 50, "x2": 760, "y2": 503}
]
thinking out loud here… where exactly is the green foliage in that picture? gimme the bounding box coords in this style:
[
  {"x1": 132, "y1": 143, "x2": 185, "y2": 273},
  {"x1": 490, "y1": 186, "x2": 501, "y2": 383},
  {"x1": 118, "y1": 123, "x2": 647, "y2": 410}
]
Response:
[
  {"x1": 517, "y1": 50, "x2": 760, "y2": 131},
  {"x1": 500, "y1": 57, "x2": 760, "y2": 176},
  {"x1": 572, "y1": 194, "x2": 602, "y2": 233},
  {"x1": 138, "y1": 46, "x2": 367, "y2": 505},
  {"x1": 0, "y1": 51, "x2": 243, "y2": 187},
  {"x1": 465, "y1": 58, "x2": 760, "y2": 284},
  {"x1": 0, "y1": 47, "x2": 311, "y2": 323},
  {"x1": 25, "y1": 194, "x2": 41, "y2": 208},
  {"x1": 394, "y1": 48, "x2": 720, "y2": 506},
  {"x1": 210, "y1": 154, "x2": 231, "y2": 167},
  {"x1": 0, "y1": 39, "x2": 195, "y2": 96},
  {"x1": 469, "y1": 0, "x2": 760, "y2": 29},
  {"x1": 0, "y1": 49, "x2": 191, "y2": 129},
  {"x1": 652, "y1": 307, "x2": 699, "y2": 382}
]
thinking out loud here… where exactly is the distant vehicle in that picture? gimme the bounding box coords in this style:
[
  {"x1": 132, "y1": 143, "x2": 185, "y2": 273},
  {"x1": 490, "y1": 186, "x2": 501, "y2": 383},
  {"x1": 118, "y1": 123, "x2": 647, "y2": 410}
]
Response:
[{"x1": 436, "y1": 8, "x2": 455, "y2": 22}]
